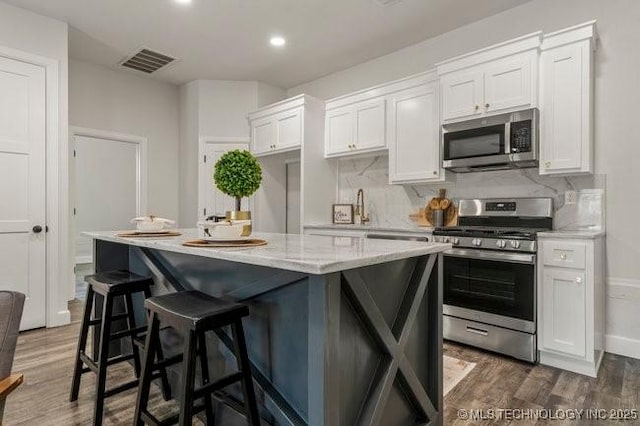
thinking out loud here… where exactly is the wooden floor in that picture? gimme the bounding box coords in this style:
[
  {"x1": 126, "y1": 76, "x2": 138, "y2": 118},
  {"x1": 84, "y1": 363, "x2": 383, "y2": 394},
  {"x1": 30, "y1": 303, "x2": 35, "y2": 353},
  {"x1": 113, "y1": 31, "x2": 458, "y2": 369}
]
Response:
[{"x1": 4, "y1": 301, "x2": 639, "y2": 425}]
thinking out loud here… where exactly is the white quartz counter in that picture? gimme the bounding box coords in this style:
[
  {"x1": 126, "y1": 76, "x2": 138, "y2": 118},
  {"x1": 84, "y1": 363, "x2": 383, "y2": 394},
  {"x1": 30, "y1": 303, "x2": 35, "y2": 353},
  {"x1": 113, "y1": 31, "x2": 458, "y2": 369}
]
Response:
[
  {"x1": 84, "y1": 229, "x2": 450, "y2": 275},
  {"x1": 304, "y1": 224, "x2": 435, "y2": 234},
  {"x1": 537, "y1": 230, "x2": 605, "y2": 239}
]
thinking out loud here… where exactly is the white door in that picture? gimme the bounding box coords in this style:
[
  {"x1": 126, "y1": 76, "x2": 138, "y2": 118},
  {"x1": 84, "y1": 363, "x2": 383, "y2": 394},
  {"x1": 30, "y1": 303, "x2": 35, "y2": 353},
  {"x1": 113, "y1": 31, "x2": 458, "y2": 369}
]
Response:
[
  {"x1": 484, "y1": 54, "x2": 533, "y2": 114},
  {"x1": 74, "y1": 134, "x2": 144, "y2": 263},
  {"x1": 275, "y1": 108, "x2": 302, "y2": 150},
  {"x1": 441, "y1": 70, "x2": 484, "y2": 121},
  {"x1": 539, "y1": 41, "x2": 590, "y2": 174},
  {"x1": 0, "y1": 56, "x2": 46, "y2": 330},
  {"x1": 251, "y1": 117, "x2": 276, "y2": 155},
  {"x1": 542, "y1": 268, "x2": 586, "y2": 357},
  {"x1": 388, "y1": 83, "x2": 441, "y2": 183},
  {"x1": 354, "y1": 98, "x2": 386, "y2": 151},
  {"x1": 202, "y1": 142, "x2": 249, "y2": 219},
  {"x1": 325, "y1": 106, "x2": 354, "y2": 156}
]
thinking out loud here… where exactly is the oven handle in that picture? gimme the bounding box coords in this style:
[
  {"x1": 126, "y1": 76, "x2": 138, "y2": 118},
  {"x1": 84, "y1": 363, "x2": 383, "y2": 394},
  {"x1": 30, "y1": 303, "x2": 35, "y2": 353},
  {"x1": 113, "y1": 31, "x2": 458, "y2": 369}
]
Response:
[
  {"x1": 444, "y1": 248, "x2": 536, "y2": 264},
  {"x1": 504, "y1": 121, "x2": 512, "y2": 154}
]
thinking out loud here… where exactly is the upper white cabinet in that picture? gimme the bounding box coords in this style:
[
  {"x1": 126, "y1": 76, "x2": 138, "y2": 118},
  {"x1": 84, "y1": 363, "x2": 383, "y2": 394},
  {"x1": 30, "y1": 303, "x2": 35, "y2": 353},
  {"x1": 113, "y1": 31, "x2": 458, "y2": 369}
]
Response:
[
  {"x1": 325, "y1": 97, "x2": 386, "y2": 157},
  {"x1": 437, "y1": 34, "x2": 541, "y2": 123},
  {"x1": 388, "y1": 75, "x2": 442, "y2": 183},
  {"x1": 539, "y1": 21, "x2": 596, "y2": 175},
  {"x1": 249, "y1": 95, "x2": 307, "y2": 157},
  {"x1": 324, "y1": 72, "x2": 443, "y2": 183}
]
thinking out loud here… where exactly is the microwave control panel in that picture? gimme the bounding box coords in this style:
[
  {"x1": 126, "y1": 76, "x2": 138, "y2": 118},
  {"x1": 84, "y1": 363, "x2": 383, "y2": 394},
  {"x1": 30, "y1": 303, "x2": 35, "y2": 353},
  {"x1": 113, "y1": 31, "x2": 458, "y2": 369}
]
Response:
[{"x1": 510, "y1": 120, "x2": 532, "y2": 153}]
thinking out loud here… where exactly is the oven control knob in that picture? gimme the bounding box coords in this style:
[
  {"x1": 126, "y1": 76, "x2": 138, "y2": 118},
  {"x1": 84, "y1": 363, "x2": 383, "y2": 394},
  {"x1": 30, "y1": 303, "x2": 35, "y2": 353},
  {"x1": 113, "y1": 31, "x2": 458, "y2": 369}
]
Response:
[
  {"x1": 452, "y1": 238, "x2": 460, "y2": 245},
  {"x1": 496, "y1": 240, "x2": 507, "y2": 248},
  {"x1": 510, "y1": 240, "x2": 521, "y2": 249},
  {"x1": 443, "y1": 237, "x2": 450, "y2": 243},
  {"x1": 473, "y1": 238, "x2": 482, "y2": 246}
]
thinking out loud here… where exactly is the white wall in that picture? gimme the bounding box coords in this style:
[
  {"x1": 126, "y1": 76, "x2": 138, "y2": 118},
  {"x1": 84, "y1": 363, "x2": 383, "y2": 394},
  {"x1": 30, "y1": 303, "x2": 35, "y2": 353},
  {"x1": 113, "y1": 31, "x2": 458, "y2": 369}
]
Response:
[
  {"x1": 178, "y1": 80, "x2": 286, "y2": 226},
  {"x1": 69, "y1": 59, "x2": 180, "y2": 220},
  {"x1": 289, "y1": 0, "x2": 640, "y2": 358},
  {"x1": 0, "y1": 1, "x2": 70, "y2": 326}
]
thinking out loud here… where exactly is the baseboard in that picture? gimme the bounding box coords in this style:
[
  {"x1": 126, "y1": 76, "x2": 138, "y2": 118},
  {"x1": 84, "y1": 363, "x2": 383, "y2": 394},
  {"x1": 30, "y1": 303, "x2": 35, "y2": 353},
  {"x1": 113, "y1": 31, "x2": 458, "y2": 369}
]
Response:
[{"x1": 605, "y1": 334, "x2": 640, "y2": 360}]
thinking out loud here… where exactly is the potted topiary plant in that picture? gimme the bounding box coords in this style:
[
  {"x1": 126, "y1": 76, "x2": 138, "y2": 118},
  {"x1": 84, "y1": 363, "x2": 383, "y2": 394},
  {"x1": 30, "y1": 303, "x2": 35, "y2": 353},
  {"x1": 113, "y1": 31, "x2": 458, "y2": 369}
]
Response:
[{"x1": 214, "y1": 149, "x2": 262, "y2": 223}]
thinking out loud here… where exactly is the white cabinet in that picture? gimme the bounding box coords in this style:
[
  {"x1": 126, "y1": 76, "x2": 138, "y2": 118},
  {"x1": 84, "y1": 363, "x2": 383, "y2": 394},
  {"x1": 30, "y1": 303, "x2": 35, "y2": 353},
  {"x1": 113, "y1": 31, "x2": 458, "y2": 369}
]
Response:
[
  {"x1": 437, "y1": 36, "x2": 541, "y2": 122},
  {"x1": 388, "y1": 79, "x2": 443, "y2": 183},
  {"x1": 538, "y1": 234, "x2": 605, "y2": 377},
  {"x1": 325, "y1": 97, "x2": 386, "y2": 157},
  {"x1": 541, "y1": 268, "x2": 586, "y2": 357},
  {"x1": 539, "y1": 22, "x2": 596, "y2": 175},
  {"x1": 440, "y1": 70, "x2": 483, "y2": 122},
  {"x1": 249, "y1": 96, "x2": 304, "y2": 157}
]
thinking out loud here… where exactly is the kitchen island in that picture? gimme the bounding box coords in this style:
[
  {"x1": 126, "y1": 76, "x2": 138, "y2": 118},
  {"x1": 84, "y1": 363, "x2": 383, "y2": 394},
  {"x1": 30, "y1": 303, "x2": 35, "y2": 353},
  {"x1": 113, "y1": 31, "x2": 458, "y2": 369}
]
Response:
[{"x1": 85, "y1": 230, "x2": 450, "y2": 426}]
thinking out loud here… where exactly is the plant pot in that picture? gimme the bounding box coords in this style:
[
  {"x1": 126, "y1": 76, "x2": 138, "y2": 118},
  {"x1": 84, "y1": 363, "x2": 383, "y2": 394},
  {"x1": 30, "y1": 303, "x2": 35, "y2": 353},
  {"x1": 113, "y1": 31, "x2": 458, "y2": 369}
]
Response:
[{"x1": 225, "y1": 211, "x2": 252, "y2": 236}]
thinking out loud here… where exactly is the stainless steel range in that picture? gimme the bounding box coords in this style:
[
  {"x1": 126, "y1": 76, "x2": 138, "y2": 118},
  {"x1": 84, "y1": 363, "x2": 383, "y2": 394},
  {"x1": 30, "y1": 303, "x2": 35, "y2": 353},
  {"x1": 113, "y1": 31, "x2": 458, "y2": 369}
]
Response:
[{"x1": 432, "y1": 198, "x2": 553, "y2": 362}]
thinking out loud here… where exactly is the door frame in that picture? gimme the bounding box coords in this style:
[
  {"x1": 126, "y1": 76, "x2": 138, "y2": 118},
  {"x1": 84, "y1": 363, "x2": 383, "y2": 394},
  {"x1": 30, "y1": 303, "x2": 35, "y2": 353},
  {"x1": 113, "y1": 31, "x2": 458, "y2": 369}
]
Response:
[
  {"x1": 70, "y1": 127, "x2": 148, "y2": 294},
  {"x1": 198, "y1": 136, "x2": 250, "y2": 222},
  {"x1": 0, "y1": 44, "x2": 68, "y2": 328}
]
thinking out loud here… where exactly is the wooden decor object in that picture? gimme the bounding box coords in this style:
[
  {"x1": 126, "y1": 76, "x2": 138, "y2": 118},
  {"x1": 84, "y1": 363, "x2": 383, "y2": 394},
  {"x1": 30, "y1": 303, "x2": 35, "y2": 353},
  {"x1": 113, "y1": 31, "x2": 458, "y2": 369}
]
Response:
[{"x1": 182, "y1": 239, "x2": 267, "y2": 248}]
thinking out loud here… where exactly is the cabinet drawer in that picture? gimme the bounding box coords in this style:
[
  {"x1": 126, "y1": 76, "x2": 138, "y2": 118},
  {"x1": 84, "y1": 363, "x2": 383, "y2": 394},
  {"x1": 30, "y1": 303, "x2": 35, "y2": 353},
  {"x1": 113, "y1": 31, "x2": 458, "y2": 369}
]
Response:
[{"x1": 543, "y1": 241, "x2": 586, "y2": 269}]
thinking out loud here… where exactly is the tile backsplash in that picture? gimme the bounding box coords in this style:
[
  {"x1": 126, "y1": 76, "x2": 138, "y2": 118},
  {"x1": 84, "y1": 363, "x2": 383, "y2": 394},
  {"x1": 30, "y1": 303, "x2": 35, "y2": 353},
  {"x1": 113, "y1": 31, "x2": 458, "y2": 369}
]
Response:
[{"x1": 337, "y1": 155, "x2": 605, "y2": 231}]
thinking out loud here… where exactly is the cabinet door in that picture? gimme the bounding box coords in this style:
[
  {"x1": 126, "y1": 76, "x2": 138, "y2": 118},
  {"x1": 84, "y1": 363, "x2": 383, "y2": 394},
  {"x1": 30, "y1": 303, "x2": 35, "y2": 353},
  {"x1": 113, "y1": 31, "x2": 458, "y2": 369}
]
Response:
[
  {"x1": 484, "y1": 54, "x2": 533, "y2": 114},
  {"x1": 251, "y1": 117, "x2": 276, "y2": 155},
  {"x1": 388, "y1": 83, "x2": 442, "y2": 183},
  {"x1": 275, "y1": 107, "x2": 302, "y2": 150},
  {"x1": 539, "y1": 41, "x2": 592, "y2": 174},
  {"x1": 353, "y1": 98, "x2": 386, "y2": 150},
  {"x1": 325, "y1": 106, "x2": 354, "y2": 156},
  {"x1": 441, "y1": 70, "x2": 483, "y2": 121},
  {"x1": 542, "y1": 267, "x2": 586, "y2": 357}
]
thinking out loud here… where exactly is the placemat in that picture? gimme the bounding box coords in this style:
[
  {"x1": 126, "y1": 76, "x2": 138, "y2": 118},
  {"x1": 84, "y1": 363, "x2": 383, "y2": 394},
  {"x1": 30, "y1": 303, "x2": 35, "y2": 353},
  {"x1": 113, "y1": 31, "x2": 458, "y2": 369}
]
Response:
[
  {"x1": 117, "y1": 231, "x2": 182, "y2": 238},
  {"x1": 182, "y1": 239, "x2": 267, "y2": 248}
]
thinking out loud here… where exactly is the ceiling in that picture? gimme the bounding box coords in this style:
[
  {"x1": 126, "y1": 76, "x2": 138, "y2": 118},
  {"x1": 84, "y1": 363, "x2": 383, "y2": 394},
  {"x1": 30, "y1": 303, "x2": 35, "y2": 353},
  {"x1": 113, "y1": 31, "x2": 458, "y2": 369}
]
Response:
[{"x1": 5, "y1": 0, "x2": 532, "y2": 88}]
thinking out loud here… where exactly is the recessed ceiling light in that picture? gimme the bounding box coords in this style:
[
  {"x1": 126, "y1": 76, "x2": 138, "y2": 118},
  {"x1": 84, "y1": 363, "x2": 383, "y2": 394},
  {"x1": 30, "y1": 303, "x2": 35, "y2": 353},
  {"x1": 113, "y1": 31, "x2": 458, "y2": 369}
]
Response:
[
  {"x1": 270, "y1": 36, "x2": 286, "y2": 47},
  {"x1": 174, "y1": 0, "x2": 192, "y2": 4}
]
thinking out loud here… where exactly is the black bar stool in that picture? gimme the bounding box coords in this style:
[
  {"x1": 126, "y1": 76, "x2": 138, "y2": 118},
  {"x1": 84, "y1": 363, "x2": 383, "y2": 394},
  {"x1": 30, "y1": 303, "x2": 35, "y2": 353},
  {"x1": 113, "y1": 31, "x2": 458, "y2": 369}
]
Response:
[
  {"x1": 134, "y1": 290, "x2": 261, "y2": 426},
  {"x1": 70, "y1": 270, "x2": 171, "y2": 426}
]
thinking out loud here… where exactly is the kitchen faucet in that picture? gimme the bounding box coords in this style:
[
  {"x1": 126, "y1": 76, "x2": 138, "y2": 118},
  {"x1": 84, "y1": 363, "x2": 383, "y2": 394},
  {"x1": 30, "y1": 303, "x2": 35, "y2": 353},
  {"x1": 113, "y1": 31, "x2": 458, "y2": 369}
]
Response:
[{"x1": 355, "y1": 188, "x2": 370, "y2": 224}]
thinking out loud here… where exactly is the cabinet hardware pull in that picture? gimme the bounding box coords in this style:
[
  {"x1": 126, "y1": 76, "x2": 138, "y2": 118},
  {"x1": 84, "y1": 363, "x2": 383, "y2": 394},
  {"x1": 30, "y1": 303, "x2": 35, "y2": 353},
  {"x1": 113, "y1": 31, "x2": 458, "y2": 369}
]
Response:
[
  {"x1": 474, "y1": 105, "x2": 479, "y2": 110},
  {"x1": 485, "y1": 103, "x2": 490, "y2": 108},
  {"x1": 560, "y1": 253, "x2": 567, "y2": 260},
  {"x1": 576, "y1": 277, "x2": 583, "y2": 284},
  {"x1": 466, "y1": 326, "x2": 488, "y2": 336}
]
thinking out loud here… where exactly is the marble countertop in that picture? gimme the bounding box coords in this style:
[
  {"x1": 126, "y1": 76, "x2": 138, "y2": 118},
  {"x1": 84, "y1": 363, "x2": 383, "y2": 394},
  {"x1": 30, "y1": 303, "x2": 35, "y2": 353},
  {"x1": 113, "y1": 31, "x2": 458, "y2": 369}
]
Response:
[
  {"x1": 538, "y1": 229, "x2": 605, "y2": 239},
  {"x1": 304, "y1": 224, "x2": 435, "y2": 234},
  {"x1": 84, "y1": 229, "x2": 450, "y2": 275}
]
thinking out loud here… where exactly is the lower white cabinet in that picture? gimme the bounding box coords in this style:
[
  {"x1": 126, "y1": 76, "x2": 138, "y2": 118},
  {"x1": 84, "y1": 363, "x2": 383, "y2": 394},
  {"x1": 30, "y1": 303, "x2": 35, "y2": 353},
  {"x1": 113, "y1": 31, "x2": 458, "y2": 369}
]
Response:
[
  {"x1": 537, "y1": 235, "x2": 604, "y2": 377},
  {"x1": 387, "y1": 78, "x2": 443, "y2": 183}
]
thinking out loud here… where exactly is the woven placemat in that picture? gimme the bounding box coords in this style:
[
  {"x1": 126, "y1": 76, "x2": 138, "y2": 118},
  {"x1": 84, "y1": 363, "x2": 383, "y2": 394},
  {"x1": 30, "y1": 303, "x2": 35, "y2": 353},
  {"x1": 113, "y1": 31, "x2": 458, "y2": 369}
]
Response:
[
  {"x1": 182, "y1": 239, "x2": 267, "y2": 248},
  {"x1": 117, "y1": 231, "x2": 182, "y2": 238}
]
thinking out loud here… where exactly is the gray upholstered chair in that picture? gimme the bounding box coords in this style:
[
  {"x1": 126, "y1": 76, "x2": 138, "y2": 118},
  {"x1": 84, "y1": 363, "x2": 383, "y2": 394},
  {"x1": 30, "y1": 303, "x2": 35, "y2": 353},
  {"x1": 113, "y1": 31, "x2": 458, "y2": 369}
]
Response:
[{"x1": 0, "y1": 291, "x2": 25, "y2": 425}]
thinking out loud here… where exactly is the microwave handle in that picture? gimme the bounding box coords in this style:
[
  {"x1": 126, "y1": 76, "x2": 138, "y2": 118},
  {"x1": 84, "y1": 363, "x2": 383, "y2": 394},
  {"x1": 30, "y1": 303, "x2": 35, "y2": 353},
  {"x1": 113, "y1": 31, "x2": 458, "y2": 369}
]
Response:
[{"x1": 504, "y1": 122, "x2": 511, "y2": 154}]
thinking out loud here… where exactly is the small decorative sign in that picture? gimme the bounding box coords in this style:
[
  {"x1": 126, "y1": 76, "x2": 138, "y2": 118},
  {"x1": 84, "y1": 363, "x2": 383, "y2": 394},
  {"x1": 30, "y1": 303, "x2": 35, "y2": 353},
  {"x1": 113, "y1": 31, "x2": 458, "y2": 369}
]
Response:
[{"x1": 332, "y1": 204, "x2": 354, "y2": 224}]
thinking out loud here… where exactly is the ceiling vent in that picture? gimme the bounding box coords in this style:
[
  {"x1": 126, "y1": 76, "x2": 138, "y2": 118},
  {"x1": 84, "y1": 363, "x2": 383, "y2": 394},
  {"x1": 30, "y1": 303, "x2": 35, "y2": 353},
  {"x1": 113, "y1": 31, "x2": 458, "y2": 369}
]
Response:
[
  {"x1": 119, "y1": 47, "x2": 176, "y2": 74},
  {"x1": 372, "y1": 0, "x2": 403, "y2": 6}
]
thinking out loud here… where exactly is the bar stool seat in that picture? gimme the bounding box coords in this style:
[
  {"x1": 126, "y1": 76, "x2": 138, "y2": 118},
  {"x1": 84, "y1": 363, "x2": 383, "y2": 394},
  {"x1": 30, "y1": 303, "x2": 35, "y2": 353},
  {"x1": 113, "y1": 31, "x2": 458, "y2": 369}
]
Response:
[
  {"x1": 85, "y1": 270, "x2": 156, "y2": 295},
  {"x1": 134, "y1": 290, "x2": 260, "y2": 426},
  {"x1": 145, "y1": 291, "x2": 249, "y2": 330},
  {"x1": 70, "y1": 270, "x2": 171, "y2": 426}
]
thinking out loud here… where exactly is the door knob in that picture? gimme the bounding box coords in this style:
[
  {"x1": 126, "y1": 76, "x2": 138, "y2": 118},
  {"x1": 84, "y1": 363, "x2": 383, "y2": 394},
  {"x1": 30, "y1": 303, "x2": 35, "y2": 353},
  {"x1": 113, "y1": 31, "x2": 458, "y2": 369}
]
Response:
[{"x1": 33, "y1": 225, "x2": 43, "y2": 233}]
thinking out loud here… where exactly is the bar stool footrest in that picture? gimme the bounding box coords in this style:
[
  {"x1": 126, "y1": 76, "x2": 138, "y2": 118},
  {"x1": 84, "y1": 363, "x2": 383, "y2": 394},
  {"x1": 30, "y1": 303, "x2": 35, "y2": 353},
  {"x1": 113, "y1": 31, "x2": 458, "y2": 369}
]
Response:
[{"x1": 194, "y1": 371, "x2": 243, "y2": 399}]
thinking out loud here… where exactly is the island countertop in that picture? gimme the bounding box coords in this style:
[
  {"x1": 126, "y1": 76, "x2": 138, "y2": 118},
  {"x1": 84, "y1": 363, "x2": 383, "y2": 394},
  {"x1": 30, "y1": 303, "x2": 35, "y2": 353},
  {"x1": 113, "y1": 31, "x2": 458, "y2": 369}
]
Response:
[{"x1": 84, "y1": 229, "x2": 451, "y2": 275}]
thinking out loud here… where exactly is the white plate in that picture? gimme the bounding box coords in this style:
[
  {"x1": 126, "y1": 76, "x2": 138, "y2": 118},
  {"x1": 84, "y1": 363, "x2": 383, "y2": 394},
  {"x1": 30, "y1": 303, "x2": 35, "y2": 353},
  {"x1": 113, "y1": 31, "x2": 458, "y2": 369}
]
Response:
[
  {"x1": 133, "y1": 229, "x2": 172, "y2": 234},
  {"x1": 201, "y1": 236, "x2": 254, "y2": 242}
]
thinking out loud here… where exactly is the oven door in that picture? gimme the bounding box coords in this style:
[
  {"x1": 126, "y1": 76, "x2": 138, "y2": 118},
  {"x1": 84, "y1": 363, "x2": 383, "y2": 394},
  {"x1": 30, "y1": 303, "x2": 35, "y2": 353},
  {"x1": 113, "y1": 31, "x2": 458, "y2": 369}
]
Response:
[{"x1": 443, "y1": 248, "x2": 536, "y2": 333}]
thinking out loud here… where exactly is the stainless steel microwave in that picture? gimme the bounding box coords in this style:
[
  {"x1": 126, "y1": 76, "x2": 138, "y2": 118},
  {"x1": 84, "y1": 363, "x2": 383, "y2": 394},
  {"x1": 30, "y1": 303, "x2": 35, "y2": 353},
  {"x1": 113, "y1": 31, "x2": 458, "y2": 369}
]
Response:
[{"x1": 442, "y1": 108, "x2": 538, "y2": 172}]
